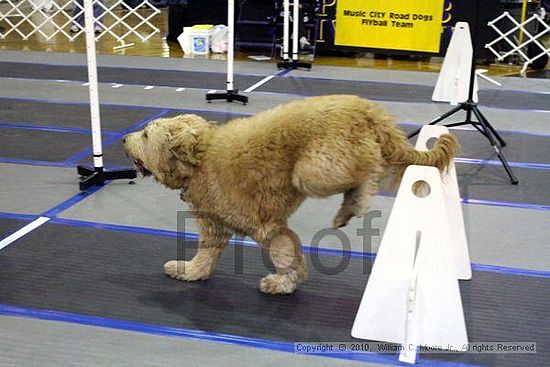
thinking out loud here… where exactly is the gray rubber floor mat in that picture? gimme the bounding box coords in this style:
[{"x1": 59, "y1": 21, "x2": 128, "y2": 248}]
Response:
[
  {"x1": 2, "y1": 62, "x2": 548, "y2": 111},
  {"x1": 2, "y1": 99, "x2": 548, "y2": 166},
  {"x1": 0, "y1": 218, "x2": 30, "y2": 239},
  {"x1": 256, "y1": 77, "x2": 550, "y2": 111},
  {"x1": 0, "y1": 62, "x2": 264, "y2": 90},
  {"x1": 456, "y1": 163, "x2": 550, "y2": 206},
  {"x1": 0, "y1": 221, "x2": 547, "y2": 366},
  {"x1": 0, "y1": 98, "x2": 163, "y2": 131},
  {"x1": 2, "y1": 115, "x2": 548, "y2": 207},
  {"x1": 0, "y1": 128, "x2": 102, "y2": 162}
]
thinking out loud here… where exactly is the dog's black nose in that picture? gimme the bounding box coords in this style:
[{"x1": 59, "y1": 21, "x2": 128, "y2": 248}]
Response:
[{"x1": 122, "y1": 137, "x2": 127, "y2": 144}]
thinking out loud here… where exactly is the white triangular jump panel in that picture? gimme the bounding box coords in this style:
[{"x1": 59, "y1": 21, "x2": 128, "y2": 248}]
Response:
[
  {"x1": 432, "y1": 22, "x2": 478, "y2": 104},
  {"x1": 415, "y1": 125, "x2": 471, "y2": 280},
  {"x1": 351, "y1": 165, "x2": 468, "y2": 361}
]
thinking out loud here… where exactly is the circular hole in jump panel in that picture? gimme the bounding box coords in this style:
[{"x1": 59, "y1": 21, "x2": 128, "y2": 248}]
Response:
[
  {"x1": 412, "y1": 180, "x2": 431, "y2": 198},
  {"x1": 426, "y1": 137, "x2": 438, "y2": 150}
]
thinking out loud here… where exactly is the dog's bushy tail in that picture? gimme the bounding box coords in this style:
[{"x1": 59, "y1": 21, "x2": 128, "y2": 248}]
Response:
[
  {"x1": 373, "y1": 117, "x2": 460, "y2": 174},
  {"x1": 390, "y1": 133, "x2": 460, "y2": 171}
]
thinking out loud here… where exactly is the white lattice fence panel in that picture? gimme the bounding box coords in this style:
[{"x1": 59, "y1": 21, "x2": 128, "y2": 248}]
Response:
[
  {"x1": 486, "y1": 11, "x2": 550, "y2": 74},
  {"x1": 0, "y1": 0, "x2": 161, "y2": 43}
]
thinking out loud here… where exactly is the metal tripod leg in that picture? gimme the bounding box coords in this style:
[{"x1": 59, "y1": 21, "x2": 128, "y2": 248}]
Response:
[
  {"x1": 408, "y1": 104, "x2": 464, "y2": 138},
  {"x1": 470, "y1": 122, "x2": 491, "y2": 140},
  {"x1": 471, "y1": 108, "x2": 518, "y2": 184},
  {"x1": 473, "y1": 106, "x2": 507, "y2": 147}
]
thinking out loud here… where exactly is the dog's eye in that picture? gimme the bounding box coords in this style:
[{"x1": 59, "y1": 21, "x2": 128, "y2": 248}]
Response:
[{"x1": 142, "y1": 130, "x2": 148, "y2": 139}]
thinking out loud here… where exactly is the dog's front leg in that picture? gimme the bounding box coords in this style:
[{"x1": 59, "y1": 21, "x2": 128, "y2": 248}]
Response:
[
  {"x1": 254, "y1": 225, "x2": 308, "y2": 295},
  {"x1": 164, "y1": 220, "x2": 230, "y2": 282}
]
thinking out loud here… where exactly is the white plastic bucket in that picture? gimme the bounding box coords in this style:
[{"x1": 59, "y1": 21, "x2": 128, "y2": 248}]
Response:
[{"x1": 177, "y1": 25, "x2": 213, "y2": 55}]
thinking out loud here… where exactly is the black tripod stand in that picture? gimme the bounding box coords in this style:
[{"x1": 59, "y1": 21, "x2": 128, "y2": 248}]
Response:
[
  {"x1": 77, "y1": 165, "x2": 136, "y2": 191},
  {"x1": 408, "y1": 7, "x2": 519, "y2": 185}
]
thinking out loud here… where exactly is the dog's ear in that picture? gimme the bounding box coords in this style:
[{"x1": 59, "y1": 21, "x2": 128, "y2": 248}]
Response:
[{"x1": 168, "y1": 116, "x2": 210, "y2": 165}]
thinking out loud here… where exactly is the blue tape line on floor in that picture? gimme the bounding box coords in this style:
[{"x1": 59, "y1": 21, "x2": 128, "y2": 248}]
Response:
[
  {"x1": 0, "y1": 212, "x2": 38, "y2": 221},
  {"x1": 0, "y1": 122, "x2": 118, "y2": 136},
  {"x1": 0, "y1": 185, "x2": 108, "y2": 249},
  {"x1": 45, "y1": 216, "x2": 550, "y2": 279},
  {"x1": 0, "y1": 304, "x2": 481, "y2": 367},
  {"x1": 460, "y1": 198, "x2": 550, "y2": 212},
  {"x1": 40, "y1": 184, "x2": 107, "y2": 218},
  {"x1": 276, "y1": 68, "x2": 293, "y2": 77},
  {"x1": 454, "y1": 158, "x2": 550, "y2": 171}
]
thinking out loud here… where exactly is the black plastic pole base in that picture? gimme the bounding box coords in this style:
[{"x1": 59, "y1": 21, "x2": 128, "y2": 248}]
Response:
[
  {"x1": 77, "y1": 165, "x2": 137, "y2": 191},
  {"x1": 277, "y1": 59, "x2": 312, "y2": 70},
  {"x1": 407, "y1": 101, "x2": 519, "y2": 185},
  {"x1": 206, "y1": 90, "x2": 248, "y2": 105}
]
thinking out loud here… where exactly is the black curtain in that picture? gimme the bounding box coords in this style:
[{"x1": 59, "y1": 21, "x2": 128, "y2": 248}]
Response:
[{"x1": 443, "y1": 0, "x2": 502, "y2": 59}]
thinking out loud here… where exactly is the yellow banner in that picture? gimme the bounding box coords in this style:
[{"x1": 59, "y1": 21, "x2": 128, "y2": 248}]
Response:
[{"x1": 335, "y1": 0, "x2": 444, "y2": 53}]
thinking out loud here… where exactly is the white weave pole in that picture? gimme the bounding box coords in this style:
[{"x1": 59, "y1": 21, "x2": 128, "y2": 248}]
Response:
[
  {"x1": 282, "y1": 0, "x2": 299, "y2": 59},
  {"x1": 282, "y1": 0, "x2": 290, "y2": 61},
  {"x1": 226, "y1": 0, "x2": 235, "y2": 91},
  {"x1": 205, "y1": 0, "x2": 248, "y2": 103},
  {"x1": 84, "y1": 0, "x2": 103, "y2": 170},
  {"x1": 292, "y1": 0, "x2": 299, "y2": 60},
  {"x1": 277, "y1": 0, "x2": 311, "y2": 69},
  {"x1": 78, "y1": 0, "x2": 137, "y2": 189}
]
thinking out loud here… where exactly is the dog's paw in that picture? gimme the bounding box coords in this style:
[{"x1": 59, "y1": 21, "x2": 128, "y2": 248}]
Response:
[
  {"x1": 259, "y1": 274, "x2": 297, "y2": 294},
  {"x1": 333, "y1": 208, "x2": 353, "y2": 229},
  {"x1": 353, "y1": 202, "x2": 370, "y2": 218},
  {"x1": 163, "y1": 260, "x2": 210, "y2": 281}
]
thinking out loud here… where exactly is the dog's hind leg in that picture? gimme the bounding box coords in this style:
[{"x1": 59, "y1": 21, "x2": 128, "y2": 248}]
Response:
[
  {"x1": 333, "y1": 167, "x2": 383, "y2": 228},
  {"x1": 254, "y1": 225, "x2": 307, "y2": 295},
  {"x1": 333, "y1": 185, "x2": 364, "y2": 229},
  {"x1": 164, "y1": 218, "x2": 231, "y2": 281}
]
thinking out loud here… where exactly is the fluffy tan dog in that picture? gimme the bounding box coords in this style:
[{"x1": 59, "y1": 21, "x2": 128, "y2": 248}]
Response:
[{"x1": 123, "y1": 95, "x2": 459, "y2": 294}]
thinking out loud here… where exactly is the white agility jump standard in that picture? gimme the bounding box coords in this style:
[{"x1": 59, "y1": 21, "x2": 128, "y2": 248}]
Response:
[
  {"x1": 432, "y1": 22, "x2": 479, "y2": 105},
  {"x1": 415, "y1": 126, "x2": 471, "y2": 280},
  {"x1": 206, "y1": 0, "x2": 248, "y2": 104},
  {"x1": 352, "y1": 126, "x2": 470, "y2": 364},
  {"x1": 432, "y1": 22, "x2": 501, "y2": 105}
]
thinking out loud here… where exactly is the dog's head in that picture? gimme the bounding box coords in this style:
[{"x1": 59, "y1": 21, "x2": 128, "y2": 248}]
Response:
[{"x1": 123, "y1": 114, "x2": 212, "y2": 190}]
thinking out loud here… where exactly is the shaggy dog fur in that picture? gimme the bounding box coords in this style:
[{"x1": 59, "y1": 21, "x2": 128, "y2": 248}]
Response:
[{"x1": 123, "y1": 95, "x2": 459, "y2": 294}]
